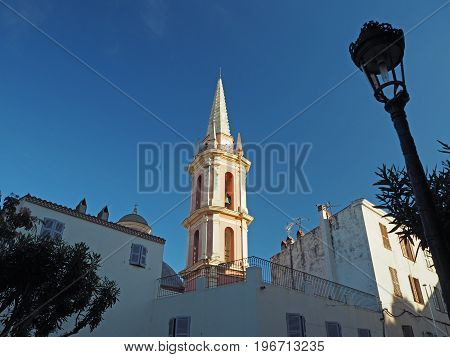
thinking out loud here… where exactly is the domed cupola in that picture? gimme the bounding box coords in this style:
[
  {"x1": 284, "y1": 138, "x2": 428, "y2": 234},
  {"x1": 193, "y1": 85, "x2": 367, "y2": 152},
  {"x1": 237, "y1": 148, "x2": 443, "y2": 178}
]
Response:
[{"x1": 117, "y1": 206, "x2": 152, "y2": 234}]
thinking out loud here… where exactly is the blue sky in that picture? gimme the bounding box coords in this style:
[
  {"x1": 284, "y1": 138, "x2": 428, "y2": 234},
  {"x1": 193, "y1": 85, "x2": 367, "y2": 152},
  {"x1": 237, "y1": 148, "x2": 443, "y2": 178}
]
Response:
[{"x1": 1, "y1": 0, "x2": 449, "y2": 272}]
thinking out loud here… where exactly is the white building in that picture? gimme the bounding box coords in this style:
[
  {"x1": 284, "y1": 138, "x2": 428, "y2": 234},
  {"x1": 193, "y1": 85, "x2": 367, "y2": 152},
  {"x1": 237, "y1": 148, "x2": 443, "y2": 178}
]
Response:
[
  {"x1": 17, "y1": 194, "x2": 168, "y2": 337},
  {"x1": 271, "y1": 200, "x2": 450, "y2": 337}
]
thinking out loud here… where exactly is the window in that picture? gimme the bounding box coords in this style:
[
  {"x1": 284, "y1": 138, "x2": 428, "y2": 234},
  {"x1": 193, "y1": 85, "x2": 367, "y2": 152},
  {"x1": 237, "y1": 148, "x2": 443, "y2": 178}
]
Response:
[
  {"x1": 432, "y1": 287, "x2": 446, "y2": 313},
  {"x1": 399, "y1": 238, "x2": 415, "y2": 261},
  {"x1": 357, "y1": 328, "x2": 371, "y2": 337},
  {"x1": 41, "y1": 218, "x2": 65, "y2": 239},
  {"x1": 424, "y1": 250, "x2": 434, "y2": 270},
  {"x1": 325, "y1": 321, "x2": 342, "y2": 337},
  {"x1": 192, "y1": 230, "x2": 199, "y2": 264},
  {"x1": 286, "y1": 314, "x2": 306, "y2": 337},
  {"x1": 389, "y1": 267, "x2": 402, "y2": 297},
  {"x1": 195, "y1": 175, "x2": 202, "y2": 209},
  {"x1": 224, "y1": 227, "x2": 234, "y2": 262},
  {"x1": 402, "y1": 325, "x2": 414, "y2": 337},
  {"x1": 225, "y1": 172, "x2": 234, "y2": 210},
  {"x1": 408, "y1": 275, "x2": 424, "y2": 304},
  {"x1": 129, "y1": 243, "x2": 148, "y2": 268},
  {"x1": 169, "y1": 317, "x2": 191, "y2": 337},
  {"x1": 379, "y1": 223, "x2": 391, "y2": 250}
]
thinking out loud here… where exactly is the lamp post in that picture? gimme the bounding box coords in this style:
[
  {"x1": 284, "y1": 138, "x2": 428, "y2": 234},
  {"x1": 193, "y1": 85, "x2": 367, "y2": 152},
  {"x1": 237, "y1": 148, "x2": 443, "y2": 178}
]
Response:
[{"x1": 349, "y1": 21, "x2": 450, "y2": 317}]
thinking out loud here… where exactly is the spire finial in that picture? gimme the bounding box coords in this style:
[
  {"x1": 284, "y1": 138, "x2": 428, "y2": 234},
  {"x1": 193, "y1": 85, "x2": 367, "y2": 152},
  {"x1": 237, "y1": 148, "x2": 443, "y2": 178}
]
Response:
[
  {"x1": 219, "y1": 67, "x2": 222, "y2": 79},
  {"x1": 132, "y1": 204, "x2": 138, "y2": 214}
]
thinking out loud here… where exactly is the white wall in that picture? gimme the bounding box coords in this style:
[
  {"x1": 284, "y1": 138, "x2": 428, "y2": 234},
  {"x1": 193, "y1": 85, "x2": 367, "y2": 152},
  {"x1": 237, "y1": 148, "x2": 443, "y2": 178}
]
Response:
[
  {"x1": 270, "y1": 198, "x2": 450, "y2": 337},
  {"x1": 19, "y1": 200, "x2": 165, "y2": 337},
  {"x1": 149, "y1": 268, "x2": 383, "y2": 337}
]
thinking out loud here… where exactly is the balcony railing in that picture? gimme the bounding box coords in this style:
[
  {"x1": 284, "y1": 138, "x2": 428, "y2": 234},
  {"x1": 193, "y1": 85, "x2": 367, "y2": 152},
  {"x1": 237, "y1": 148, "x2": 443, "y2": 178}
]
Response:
[
  {"x1": 157, "y1": 256, "x2": 381, "y2": 312},
  {"x1": 198, "y1": 143, "x2": 236, "y2": 155}
]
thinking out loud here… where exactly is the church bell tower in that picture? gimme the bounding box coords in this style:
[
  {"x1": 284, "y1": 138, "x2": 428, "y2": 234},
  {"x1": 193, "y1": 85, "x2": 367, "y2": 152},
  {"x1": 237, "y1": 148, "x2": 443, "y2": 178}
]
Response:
[{"x1": 181, "y1": 76, "x2": 253, "y2": 275}]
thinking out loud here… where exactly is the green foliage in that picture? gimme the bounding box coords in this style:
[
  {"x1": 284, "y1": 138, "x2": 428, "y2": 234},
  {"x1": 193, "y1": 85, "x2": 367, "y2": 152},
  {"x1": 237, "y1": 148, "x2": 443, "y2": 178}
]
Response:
[
  {"x1": 374, "y1": 141, "x2": 450, "y2": 251},
  {"x1": 0, "y1": 196, "x2": 120, "y2": 337}
]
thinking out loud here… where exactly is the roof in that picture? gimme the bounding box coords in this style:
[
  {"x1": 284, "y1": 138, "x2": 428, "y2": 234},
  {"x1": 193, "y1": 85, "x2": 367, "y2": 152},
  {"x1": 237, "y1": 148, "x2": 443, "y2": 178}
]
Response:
[
  {"x1": 118, "y1": 213, "x2": 149, "y2": 226},
  {"x1": 21, "y1": 194, "x2": 165, "y2": 245},
  {"x1": 206, "y1": 77, "x2": 231, "y2": 138},
  {"x1": 160, "y1": 262, "x2": 183, "y2": 291}
]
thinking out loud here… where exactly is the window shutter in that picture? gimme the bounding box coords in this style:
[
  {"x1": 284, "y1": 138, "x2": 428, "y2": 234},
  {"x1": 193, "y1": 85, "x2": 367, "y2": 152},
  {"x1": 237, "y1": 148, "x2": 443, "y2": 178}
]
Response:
[
  {"x1": 130, "y1": 244, "x2": 142, "y2": 266},
  {"x1": 402, "y1": 325, "x2": 414, "y2": 337},
  {"x1": 409, "y1": 276, "x2": 424, "y2": 304},
  {"x1": 54, "y1": 222, "x2": 65, "y2": 238},
  {"x1": 326, "y1": 322, "x2": 342, "y2": 337},
  {"x1": 41, "y1": 218, "x2": 55, "y2": 237},
  {"x1": 389, "y1": 267, "x2": 402, "y2": 297},
  {"x1": 357, "y1": 328, "x2": 371, "y2": 337},
  {"x1": 286, "y1": 314, "x2": 305, "y2": 337},
  {"x1": 379, "y1": 223, "x2": 391, "y2": 250},
  {"x1": 168, "y1": 318, "x2": 175, "y2": 337},
  {"x1": 140, "y1": 246, "x2": 148, "y2": 267},
  {"x1": 175, "y1": 317, "x2": 190, "y2": 337}
]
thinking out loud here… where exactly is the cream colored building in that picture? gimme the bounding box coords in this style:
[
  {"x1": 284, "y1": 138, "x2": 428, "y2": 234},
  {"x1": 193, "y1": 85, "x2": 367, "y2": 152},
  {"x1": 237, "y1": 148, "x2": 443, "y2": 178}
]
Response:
[{"x1": 271, "y1": 199, "x2": 450, "y2": 336}]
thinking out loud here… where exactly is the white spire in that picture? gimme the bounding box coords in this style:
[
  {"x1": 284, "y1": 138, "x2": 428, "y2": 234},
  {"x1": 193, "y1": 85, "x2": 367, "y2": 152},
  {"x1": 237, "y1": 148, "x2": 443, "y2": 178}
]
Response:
[{"x1": 206, "y1": 77, "x2": 231, "y2": 138}]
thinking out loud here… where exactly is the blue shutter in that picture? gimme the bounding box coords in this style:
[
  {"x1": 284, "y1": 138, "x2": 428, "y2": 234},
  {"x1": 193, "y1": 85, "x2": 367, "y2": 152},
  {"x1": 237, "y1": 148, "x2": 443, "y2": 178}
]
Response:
[
  {"x1": 286, "y1": 314, "x2": 306, "y2": 337},
  {"x1": 54, "y1": 221, "x2": 65, "y2": 238},
  {"x1": 41, "y1": 218, "x2": 54, "y2": 237},
  {"x1": 175, "y1": 317, "x2": 190, "y2": 337},
  {"x1": 130, "y1": 244, "x2": 142, "y2": 265},
  {"x1": 140, "y1": 246, "x2": 148, "y2": 267}
]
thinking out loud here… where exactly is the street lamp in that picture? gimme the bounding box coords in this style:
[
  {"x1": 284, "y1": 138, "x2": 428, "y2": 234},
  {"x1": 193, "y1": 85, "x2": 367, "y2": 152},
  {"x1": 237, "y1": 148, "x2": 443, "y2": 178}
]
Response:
[{"x1": 349, "y1": 21, "x2": 450, "y2": 317}]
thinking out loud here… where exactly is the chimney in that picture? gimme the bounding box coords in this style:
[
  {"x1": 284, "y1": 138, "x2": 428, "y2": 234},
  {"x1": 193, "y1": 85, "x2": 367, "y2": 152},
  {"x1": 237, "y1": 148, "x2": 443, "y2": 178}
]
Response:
[
  {"x1": 75, "y1": 198, "x2": 87, "y2": 214},
  {"x1": 97, "y1": 206, "x2": 109, "y2": 221},
  {"x1": 317, "y1": 204, "x2": 331, "y2": 221}
]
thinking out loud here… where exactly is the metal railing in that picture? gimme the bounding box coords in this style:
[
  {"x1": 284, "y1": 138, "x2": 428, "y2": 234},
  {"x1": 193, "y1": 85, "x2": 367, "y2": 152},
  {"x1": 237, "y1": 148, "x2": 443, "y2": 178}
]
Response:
[{"x1": 157, "y1": 256, "x2": 381, "y2": 312}]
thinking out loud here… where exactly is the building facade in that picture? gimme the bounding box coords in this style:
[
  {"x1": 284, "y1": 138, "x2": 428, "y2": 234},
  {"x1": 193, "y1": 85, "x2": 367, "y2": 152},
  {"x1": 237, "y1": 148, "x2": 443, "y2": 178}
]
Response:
[
  {"x1": 17, "y1": 195, "x2": 166, "y2": 337},
  {"x1": 271, "y1": 199, "x2": 450, "y2": 337}
]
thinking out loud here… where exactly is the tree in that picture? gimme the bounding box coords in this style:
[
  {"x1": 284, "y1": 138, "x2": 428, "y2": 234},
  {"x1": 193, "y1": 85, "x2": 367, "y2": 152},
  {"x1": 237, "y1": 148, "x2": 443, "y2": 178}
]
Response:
[
  {"x1": 374, "y1": 141, "x2": 450, "y2": 314},
  {"x1": 0, "y1": 195, "x2": 120, "y2": 336}
]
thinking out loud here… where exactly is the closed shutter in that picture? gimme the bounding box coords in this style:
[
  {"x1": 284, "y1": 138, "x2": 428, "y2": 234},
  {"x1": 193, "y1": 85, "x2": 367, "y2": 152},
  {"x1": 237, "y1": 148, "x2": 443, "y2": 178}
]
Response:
[
  {"x1": 140, "y1": 246, "x2": 148, "y2": 267},
  {"x1": 402, "y1": 325, "x2": 414, "y2": 337},
  {"x1": 357, "y1": 328, "x2": 371, "y2": 337},
  {"x1": 389, "y1": 267, "x2": 402, "y2": 297},
  {"x1": 379, "y1": 223, "x2": 391, "y2": 250},
  {"x1": 41, "y1": 218, "x2": 55, "y2": 237},
  {"x1": 286, "y1": 314, "x2": 306, "y2": 337},
  {"x1": 168, "y1": 318, "x2": 175, "y2": 337},
  {"x1": 175, "y1": 317, "x2": 190, "y2": 337},
  {"x1": 130, "y1": 244, "x2": 142, "y2": 266},
  {"x1": 326, "y1": 321, "x2": 342, "y2": 337},
  {"x1": 54, "y1": 221, "x2": 65, "y2": 239},
  {"x1": 409, "y1": 276, "x2": 424, "y2": 304}
]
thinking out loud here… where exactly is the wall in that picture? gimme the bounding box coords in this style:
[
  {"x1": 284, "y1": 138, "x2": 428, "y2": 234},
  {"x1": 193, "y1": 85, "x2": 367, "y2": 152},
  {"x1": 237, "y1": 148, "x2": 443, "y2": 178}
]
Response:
[
  {"x1": 19, "y1": 200, "x2": 165, "y2": 337},
  {"x1": 149, "y1": 268, "x2": 383, "y2": 337}
]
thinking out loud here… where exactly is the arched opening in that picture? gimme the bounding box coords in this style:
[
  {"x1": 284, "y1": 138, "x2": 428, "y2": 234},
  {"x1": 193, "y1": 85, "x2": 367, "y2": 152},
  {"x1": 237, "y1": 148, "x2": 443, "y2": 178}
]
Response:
[
  {"x1": 193, "y1": 230, "x2": 199, "y2": 264},
  {"x1": 225, "y1": 172, "x2": 234, "y2": 210},
  {"x1": 224, "y1": 227, "x2": 234, "y2": 262},
  {"x1": 195, "y1": 175, "x2": 202, "y2": 209}
]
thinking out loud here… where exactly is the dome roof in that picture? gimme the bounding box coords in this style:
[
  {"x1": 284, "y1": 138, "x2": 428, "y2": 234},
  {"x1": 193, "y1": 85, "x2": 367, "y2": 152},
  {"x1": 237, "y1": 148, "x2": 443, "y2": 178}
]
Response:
[
  {"x1": 116, "y1": 206, "x2": 151, "y2": 234},
  {"x1": 118, "y1": 213, "x2": 148, "y2": 226},
  {"x1": 161, "y1": 262, "x2": 183, "y2": 291}
]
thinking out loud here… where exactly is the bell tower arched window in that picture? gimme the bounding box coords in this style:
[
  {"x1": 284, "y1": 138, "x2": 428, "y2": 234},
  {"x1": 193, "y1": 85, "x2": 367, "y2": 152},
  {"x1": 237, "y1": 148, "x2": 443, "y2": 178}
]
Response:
[
  {"x1": 193, "y1": 230, "x2": 199, "y2": 264},
  {"x1": 225, "y1": 172, "x2": 234, "y2": 210},
  {"x1": 195, "y1": 175, "x2": 202, "y2": 210},
  {"x1": 224, "y1": 227, "x2": 234, "y2": 262}
]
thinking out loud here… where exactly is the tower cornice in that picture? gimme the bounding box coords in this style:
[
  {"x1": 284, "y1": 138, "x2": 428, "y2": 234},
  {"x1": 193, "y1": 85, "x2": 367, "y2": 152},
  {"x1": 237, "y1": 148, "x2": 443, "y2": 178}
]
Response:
[
  {"x1": 188, "y1": 149, "x2": 251, "y2": 175},
  {"x1": 182, "y1": 206, "x2": 254, "y2": 228}
]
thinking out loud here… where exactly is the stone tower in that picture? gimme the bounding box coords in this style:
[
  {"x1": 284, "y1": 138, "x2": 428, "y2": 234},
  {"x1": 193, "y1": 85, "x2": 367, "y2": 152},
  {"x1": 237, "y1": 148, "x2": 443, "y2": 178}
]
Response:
[{"x1": 181, "y1": 76, "x2": 253, "y2": 275}]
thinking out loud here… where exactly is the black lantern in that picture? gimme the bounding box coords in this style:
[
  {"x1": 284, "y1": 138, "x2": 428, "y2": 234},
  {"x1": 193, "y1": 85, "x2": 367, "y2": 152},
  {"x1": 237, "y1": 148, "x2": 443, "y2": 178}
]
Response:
[{"x1": 349, "y1": 21, "x2": 406, "y2": 103}]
